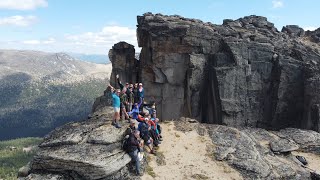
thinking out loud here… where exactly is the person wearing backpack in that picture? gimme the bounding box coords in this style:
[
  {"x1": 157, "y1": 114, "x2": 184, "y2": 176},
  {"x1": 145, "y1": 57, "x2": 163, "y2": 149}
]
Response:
[
  {"x1": 127, "y1": 130, "x2": 143, "y2": 176},
  {"x1": 138, "y1": 119, "x2": 156, "y2": 154}
]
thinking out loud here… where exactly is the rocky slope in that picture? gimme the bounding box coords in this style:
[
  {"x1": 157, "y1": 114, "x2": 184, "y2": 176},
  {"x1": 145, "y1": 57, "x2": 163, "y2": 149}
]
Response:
[
  {"x1": 0, "y1": 50, "x2": 112, "y2": 140},
  {"x1": 19, "y1": 106, "x2": 320, "y2": 179},
  {"x1": 111, "y1": 13, "x2": 320, "y2": 132}
]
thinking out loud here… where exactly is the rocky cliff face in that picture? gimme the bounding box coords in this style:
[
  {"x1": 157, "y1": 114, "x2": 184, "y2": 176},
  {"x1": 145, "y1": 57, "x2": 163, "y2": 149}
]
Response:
[{"x1": 111, "y1": 13, "x2": 320, "y2": 132}]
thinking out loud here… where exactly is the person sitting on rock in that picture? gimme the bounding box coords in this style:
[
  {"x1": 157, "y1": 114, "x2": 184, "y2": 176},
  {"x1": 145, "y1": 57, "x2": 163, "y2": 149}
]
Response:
[
  {"x1": 137, "y1": 114, "x2": 145, "y2": 122},
  {"x1": 127, "y1": 130, "x2": 143, "y2": 176},
  {"x1": 144, "y1": 102, "x2": 156, "y2": 115},
  {"x1": 107, "y1": 85, "x2": 121, "y2": 128},
  {"x1": 145, "y1": 115, "x2": 160, "y2": 146},
  {"x1": 128, "y1": 120, "x2": 145, "y2": 153},
  {"x1": 150, "y1": 113, "x2": 162, "y2": 141},
  {"x1": 129, "y1": 119, "x2": 137, "y2": 131},
  {"x1": 120, "y1": 88, "x2": 130, "y2": 120},
  {"x1": 128, "y1": 98, "x2": 143, "y2": 120},
  {"x1": 138, "y1": 119, "x2": 156, "y2": 154}
]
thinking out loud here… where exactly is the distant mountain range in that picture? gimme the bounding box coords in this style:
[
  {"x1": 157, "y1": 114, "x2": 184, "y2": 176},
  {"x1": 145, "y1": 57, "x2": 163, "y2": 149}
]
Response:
[
  {"x1": 66, "y1": 52, "x2": 110, "y2": 64},
  {"x1": 0, "y1": 49, "x2": 112, "y2": 140}
]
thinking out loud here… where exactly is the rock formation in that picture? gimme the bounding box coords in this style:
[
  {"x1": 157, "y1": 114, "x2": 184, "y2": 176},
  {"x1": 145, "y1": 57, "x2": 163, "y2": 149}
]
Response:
[
  {"x1": 18, "y1": 106, "x2": 145, "y2": 180},
  {"x1": 110, "y1": 13, "x2": 320, "y2": 132},
  {"x1": 109, "y1": 42, "x2": 140, "y2": 87},
  {"x1": 19, "y1": 13, "x2": 320, "y2": 179},
  {"x1": 176, "y1": 118, "x2": 320, "y2": 179}
]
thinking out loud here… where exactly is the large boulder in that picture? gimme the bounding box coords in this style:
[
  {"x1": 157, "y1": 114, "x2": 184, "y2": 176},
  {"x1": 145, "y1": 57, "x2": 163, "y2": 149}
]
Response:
[
  {"x1": 18, "y1": 106, "x2": 143, "y2": 180},
  {"x1": 125, "y1": 13, "x2": 320, "y2": 132}
]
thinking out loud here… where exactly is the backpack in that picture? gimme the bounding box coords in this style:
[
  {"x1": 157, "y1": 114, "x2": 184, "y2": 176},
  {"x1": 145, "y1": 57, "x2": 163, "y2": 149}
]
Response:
[
  {"x1": 139, "y1": 122, "x2": 149, "y2": 136},
  {"x1": 122, "y1": 134, "x2": 130, "y2": 152}
]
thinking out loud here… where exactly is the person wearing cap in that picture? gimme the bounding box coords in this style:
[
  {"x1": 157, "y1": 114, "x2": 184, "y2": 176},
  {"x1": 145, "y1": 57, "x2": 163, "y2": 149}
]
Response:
[
  {"x1": 107, "y1": 84, "x2": 121, "y2": 128},
  {"x1": 127, "y1": 130, "x2": 143, "y2": 176}
]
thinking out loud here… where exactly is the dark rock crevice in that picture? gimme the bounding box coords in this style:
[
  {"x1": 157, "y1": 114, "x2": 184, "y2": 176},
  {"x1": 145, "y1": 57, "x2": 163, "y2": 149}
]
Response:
[{"x1": 199, "y1": 55, "x2": 222, "y2": 124}]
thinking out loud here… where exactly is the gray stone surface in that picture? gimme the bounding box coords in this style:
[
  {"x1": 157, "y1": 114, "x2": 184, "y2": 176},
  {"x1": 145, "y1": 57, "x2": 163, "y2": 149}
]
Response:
[
  {"x1": 270, "y1": 138, "x2": 299, "y2": 153},
  {"x1": 18, "y1": 173, "x2": 69, "y2": 180},
  {"x1": 125, "y1": 13, "x2": 320, "y2": 132},
  {"x1": 19, "y1": 106, "x2": 144, "y2": 180},
  {"x1": 175, "y1": 118, "x2": 320, "y2": 179}
]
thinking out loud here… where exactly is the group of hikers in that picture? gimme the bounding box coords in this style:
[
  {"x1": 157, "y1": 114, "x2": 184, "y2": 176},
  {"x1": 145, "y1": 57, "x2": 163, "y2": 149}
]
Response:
[{"x1": 107, "y1": 74, "x2": 163, "y2": 176}]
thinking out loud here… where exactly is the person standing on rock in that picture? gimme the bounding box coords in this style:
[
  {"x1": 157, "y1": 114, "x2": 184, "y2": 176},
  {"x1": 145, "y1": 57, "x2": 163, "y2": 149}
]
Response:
[
  {"x1": 116, "y1": 74, "x2": 130, "y2": 95},
  {"x1": 120, "y1": 88, "x2": 130, "y2": 120},
  {"x1": 138, "y1": 83, "x2": 144, "y2": 111},
  {"x1": 128, "y1": 84, "x2": 134, "y2": 112},
  {"x1": 133, "y1": 83, "x2": 139, "y2": 104},
  {"x1": 127, "y1": 130, "x2": 143, "y2": 176},
  {"x1": 108, "y1": 85, "x2": 121, "y2": 128}
]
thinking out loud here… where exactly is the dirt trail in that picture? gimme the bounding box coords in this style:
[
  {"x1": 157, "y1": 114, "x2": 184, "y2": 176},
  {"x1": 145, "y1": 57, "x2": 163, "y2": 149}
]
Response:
[{"x1": 141, "y1": 121, "x2": 243, "y2": 180}]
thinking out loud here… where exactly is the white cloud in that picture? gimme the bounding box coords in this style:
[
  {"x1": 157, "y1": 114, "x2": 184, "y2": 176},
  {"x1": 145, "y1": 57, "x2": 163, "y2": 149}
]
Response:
[
  {"x1": 22, "y1": 40, "x2": 40, "y2": 44},
  {"x1": 0, "y1": 0, "x2": 47, "y2": 10},
  {"x1": 22, "y1": 38, "x2": 55, "y2": 45},
  {"x1": 272, "y1": 0, "x2": 284, "y2": 8},
  {"x1": 64, "y1": 25, "x2": 138, "y2": 54},
  {"x1": 0, "y1": 15, "x2": 37, "y2": 26},
  {"x1": 304, "y1": 26, "x2": 317, "y2": 31},
  {"x1": 43, "y1": 38, "x2": 55, "y2": 44},
  {"x1": 0, "y1": 26, "x2": 138, "y2": 55}
]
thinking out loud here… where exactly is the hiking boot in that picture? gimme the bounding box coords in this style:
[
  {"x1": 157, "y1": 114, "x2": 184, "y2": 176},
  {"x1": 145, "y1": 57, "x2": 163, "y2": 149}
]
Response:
[
  {"x1": 150, "y1": 149, "x2": 156, "y2": 154},
  {"x1": 115, "y1": 123, "x2": 122, "y2": 128},
  {"x1": 111, "y1": 121, "x2": 116, "y2": 126},
  {"x1": 136, "y1": 171, "x2": 143, "y2": 176}
]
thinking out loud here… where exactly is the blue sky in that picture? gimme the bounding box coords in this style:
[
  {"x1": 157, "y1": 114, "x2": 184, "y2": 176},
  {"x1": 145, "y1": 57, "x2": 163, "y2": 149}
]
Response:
[{"x1": 0, "y1": 0, "x2": 319, "y2": 54}]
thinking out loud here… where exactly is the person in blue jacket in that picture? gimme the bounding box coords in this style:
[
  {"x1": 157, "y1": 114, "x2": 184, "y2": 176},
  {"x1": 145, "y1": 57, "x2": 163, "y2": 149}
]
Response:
[
  {"x1": 108, "y1": 84, "x2": 121, "y2": 128},
  {"x1": 127, "y1": 97, "x2": 143, "y2": 120}
]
